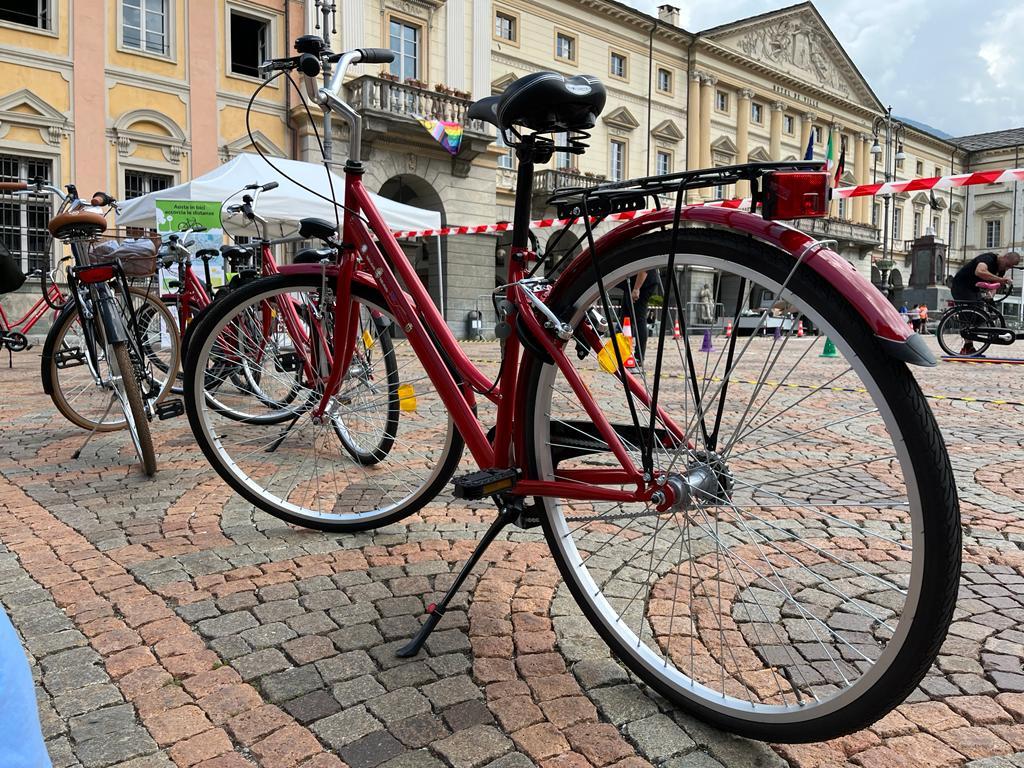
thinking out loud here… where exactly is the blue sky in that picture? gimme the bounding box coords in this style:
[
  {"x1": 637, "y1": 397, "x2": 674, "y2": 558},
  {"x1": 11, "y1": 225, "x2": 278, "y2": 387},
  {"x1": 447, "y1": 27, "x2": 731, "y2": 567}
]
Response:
[{"x1": 625, "y1": 0, "x2": 1024, "y2": 138}]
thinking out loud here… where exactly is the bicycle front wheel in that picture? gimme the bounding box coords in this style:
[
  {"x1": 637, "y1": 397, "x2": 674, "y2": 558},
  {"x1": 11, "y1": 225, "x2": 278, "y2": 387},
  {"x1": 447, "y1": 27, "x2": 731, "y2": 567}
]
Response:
[
  {"x1": 523, "y1": 229, "x2": 959, "y2": 742},
  {"x1": 44, "y1": 287, "x2": 179, "y2": 432},
  {"x1": 183, "y1": 273, "x2": 464, "y2": 531},
  {"x1": 110, "y1": 340, "x2": 157, "y2": 475}
]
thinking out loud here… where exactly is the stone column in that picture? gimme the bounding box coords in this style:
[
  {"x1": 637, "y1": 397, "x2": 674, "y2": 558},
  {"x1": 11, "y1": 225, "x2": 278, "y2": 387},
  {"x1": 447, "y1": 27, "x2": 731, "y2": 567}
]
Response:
[
  {"x1": 769, "y1": 102, "x2": 784, "y2": 160},
  {"x1": 699, "y1": 75, "x2": 716, "y2": 170},
  {"x1": 735, "y1": 89, "x2": 753, "y2": 197},
  {"x1": 686, "y1": 71, "x2": 701, "y2": 172},
  {"x1": 855, "y1": 133, "x2": 868, "y2": 224},
  {"x1": 800, "y1": 113, "x2": 816, "y2": 159}
]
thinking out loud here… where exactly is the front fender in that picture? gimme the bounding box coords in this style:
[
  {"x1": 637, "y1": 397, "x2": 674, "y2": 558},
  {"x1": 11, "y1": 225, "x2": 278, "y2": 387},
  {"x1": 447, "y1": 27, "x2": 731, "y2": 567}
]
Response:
[{"x1": 554, "y1": 207, "x2": 934, "y2": 366}]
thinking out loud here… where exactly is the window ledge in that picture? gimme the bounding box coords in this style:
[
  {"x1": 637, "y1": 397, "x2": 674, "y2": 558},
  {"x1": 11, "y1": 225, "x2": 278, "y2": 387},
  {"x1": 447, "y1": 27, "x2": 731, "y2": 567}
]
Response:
[
  {"x1": 226, "y1": 71, "x2": 279, "y2": 88},
  {"x1": 117, "y1": 43, "x2": 177, "y2": 64},
  {"x1": 0, "y1": 19, "x2": 57, "y2": 38}
]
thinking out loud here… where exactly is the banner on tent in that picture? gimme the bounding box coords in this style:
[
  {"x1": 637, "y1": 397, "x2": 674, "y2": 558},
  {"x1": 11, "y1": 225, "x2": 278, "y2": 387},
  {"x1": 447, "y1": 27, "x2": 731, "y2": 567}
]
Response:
[{"x1": 155, "y1": 200, "x2": 226, "y2": 294}]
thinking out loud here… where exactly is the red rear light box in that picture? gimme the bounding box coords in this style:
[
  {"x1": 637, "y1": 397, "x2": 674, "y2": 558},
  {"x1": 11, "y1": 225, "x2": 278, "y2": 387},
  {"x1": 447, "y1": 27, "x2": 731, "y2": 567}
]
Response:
[{"x1": 762, "y1": 171, "x2": 830, "y2": 220}]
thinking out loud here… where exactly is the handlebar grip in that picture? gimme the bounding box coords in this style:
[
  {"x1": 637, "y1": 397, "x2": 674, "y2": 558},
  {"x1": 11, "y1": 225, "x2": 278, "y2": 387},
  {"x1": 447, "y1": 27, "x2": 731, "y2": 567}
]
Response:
[
  {"x1": 298, "y1": 53, "x2": 321, "y2": 78},
  {"x1": 356, "y1": 48, "x2": 396, "y2": 65},
  {"x1": 261, "y1": 181, "x2": 279, "y2": 192},
  {"x1": 91, "y1": 192, "x2": 116, "y2": 207},
  {"x1": 0, "y1": 181, "x2": 28, "y2": 191}
]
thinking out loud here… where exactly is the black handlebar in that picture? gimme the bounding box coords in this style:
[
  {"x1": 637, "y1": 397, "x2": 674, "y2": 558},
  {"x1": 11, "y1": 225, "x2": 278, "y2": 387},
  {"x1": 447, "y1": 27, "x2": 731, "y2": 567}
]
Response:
[{"x1": 355, "y1": 48, "x2": 395, "y2": 65}]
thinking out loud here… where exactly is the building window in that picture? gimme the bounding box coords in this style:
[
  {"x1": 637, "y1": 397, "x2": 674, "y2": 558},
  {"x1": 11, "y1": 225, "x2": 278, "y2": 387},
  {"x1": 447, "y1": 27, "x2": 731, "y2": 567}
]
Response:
[
  {"x1": 840, "y1": 134, "x2": 848, "y2": 153},
  {"x1": 895, "y1": 157, "x2": 904, "y2": 171},
  {"x1": 913, "y1": 210, "x2": 922, "y2": 237},
  {"x1": 0, "y1": 154, "x2": 52, "y2": 272},
  {"x1": 610, "y1": 51, "x2": 627, "y2": 79},
  {"x1": 494, "y1": 11, "x2": 516, "y2": 42},
  {"x1": 230, "y1": 10, "x2": 270, "y2": 78},
  {"x1": 656, "y1": 150, "x2": 672, "y2": 175},
  {"x1": 124, "y1": 169, "x2": 172, "y2": 200},
  {"x1": 813, "y1": 125, "x2": 823, "y2": 144},
  {"x1": 783, "y1": 114, "x2": 794, "y2": 135},
  {"x1": 609, "y1": 139, "x2": 626, "y2": 182},
  {"x1": 495, "y1": 130, "x2": 513, "y2": 170},
  {"x1": 123, "y1": 0, "x2": 168, "y2": 56},
  {"x1": 985, "y1": 219, "x2": 1002, "y2": 249},
  {"x1": 389, "y1": 18, "x2": 421, "y2": 81},
  {"x1": 934, "y1": 165, "x2": 942, "y2": 177},
  {"x1": 892, "y1": 207, "x2": 902, "y2": 241},
  {"x1": 715, "y1": 91, "x2": 728, "y2": 113},
  {"x1": 657, "y1": 68, "x2": 672, "y2": 93},
  {"x1": 838, "y1": 197, "x2": 847, "y2": 220},
  {"x1": 915, "y1": 160, "x2": 923, "y2": 176},
  {"x1": 951, "y1": 218, "x2": 958, "y2": 247},
  {"x1": 751, "y1": 102, "x2": 763, "y2": 124},
  {"x1": 932, "y1": 215, "x2": 940, "y2": 234},
  {"x1": 554, "y1": 132, "x2": 575, "y2": 170},
  {"x1": 555, "y1": 32, "x2": 576, "y2": 63},
  {"x1": 0, "y1": 0, "x2": 50, "y2": 29},
  {"x1": 871, "y1": 202, "x2": 879, "y2": 228}
]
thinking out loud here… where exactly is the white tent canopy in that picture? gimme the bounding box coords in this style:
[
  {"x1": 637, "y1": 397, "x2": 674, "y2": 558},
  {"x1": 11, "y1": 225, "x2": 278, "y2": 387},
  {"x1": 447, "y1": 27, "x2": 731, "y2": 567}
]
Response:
[{"x1": 117, "y1": 153, "x2": 442, "y2": 236}]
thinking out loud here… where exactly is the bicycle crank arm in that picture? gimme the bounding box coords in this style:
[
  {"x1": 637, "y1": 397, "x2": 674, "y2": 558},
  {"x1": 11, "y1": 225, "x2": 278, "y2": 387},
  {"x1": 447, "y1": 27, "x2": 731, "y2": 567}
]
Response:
[{"x1": 964, "y1": 327, "x2": 1016, "y2": 345}]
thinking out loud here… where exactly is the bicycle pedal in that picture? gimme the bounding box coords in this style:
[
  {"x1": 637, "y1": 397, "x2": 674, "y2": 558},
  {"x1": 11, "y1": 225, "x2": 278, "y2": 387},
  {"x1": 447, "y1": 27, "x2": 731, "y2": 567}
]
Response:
[
  {"x1": 55, "y1": 347, "x2": 85, "y2": 369},
  {"x1": 452, "y1": 468, "x2": 518, "y2": 500},
  {"x1": 155, "y1": 398, "x2": 185, "y2": 420}
]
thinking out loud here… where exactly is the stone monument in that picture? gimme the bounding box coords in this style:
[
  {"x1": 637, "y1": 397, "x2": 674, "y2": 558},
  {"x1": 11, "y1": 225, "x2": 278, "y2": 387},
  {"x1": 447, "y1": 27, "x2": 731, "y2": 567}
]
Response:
[{"x1": 899, "y1": 227, "x2": 951, "y2": 311}]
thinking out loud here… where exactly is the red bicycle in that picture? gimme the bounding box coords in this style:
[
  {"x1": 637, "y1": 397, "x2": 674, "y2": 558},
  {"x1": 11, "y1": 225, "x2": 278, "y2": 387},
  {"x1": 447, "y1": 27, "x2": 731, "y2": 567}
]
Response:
[
  {"x1": 0, "y1": 255, "x2": 63, "y2": 359},
  {"x1": 183, "y1": 42, "x2": 959, "y2": 742}
]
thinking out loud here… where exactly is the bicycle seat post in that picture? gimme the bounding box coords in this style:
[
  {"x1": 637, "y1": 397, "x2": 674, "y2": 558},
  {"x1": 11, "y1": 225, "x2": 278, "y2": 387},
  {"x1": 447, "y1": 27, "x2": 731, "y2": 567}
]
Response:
[{"x1": 511, "y1": 136, "x2": 538, "y2": 253}]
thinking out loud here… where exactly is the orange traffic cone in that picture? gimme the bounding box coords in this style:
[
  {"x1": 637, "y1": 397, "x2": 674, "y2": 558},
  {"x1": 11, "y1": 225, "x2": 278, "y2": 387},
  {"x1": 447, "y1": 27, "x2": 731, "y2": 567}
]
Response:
[
  {"x1": 724, "y1": 320, "x2": 733, "y2": 338},
  {"x1": 672, "y1": 319, "x2": 681, "y2": 339},
  {"x1": 621, "y1": 317, "x2": 636, "y2": 369},
  {"x1": 796, "y1": 320, "x2": 804, "y2": 338}
]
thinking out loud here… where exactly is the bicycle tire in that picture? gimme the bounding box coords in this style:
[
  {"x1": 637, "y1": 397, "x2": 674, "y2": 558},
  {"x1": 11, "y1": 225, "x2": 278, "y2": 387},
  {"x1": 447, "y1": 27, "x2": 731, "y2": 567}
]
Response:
[
  {"x1": 183, "y1": 272, "x2": 464, "y2": 531},
  {"x1": 111, "y1": 340, "x2": 157, "y2": 476},
  {"x1": 935, "y1": 304, "x2": 1004, "y2": 357},
  {"x1": 522, "y1": 228, "x2": 960, "y2": 742},
  {"x1": 44, "y1": 287, "x2": 178, "y2": 432}
]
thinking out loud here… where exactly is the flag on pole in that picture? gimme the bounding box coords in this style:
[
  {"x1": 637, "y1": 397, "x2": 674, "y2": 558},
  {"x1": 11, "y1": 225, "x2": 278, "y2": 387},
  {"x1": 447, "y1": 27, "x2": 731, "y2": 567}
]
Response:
[
  {"x1": 833, "y1": 147, "x2": 845, "y2": 187},
  {"x1": 824, "y1": 129, "x2": 835, "y2": 175},
  {"x1": 803, "y1": 129, "x2": 814, "y2": 161},
  {"x1": 415, "y1": 116, "x2": 464, "y2": 156}
]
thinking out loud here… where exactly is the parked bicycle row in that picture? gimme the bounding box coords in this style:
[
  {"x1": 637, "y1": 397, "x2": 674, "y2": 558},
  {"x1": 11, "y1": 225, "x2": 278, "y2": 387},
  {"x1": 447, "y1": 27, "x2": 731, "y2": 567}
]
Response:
[{"x1": 0, "y1": 35, "x2": 971, "y2": 744}]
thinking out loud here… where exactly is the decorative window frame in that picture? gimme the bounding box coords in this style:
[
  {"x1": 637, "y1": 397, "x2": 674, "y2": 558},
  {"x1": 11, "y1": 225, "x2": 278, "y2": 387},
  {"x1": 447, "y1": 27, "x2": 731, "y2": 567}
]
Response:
[
  {"x1": 226, "y1": 2, "x2": 280, "y2": 87},
  {"x1": 0, "y1": 89, "x2": 71, "y2": 148},
  {"x1": 385, "y1": 9, "x2": 428, "y2": 82},
  {"x1": 553, "y1": 29, "x2": 578, "y2": 66},
  {"x1": 608, "y1": 50, "x2": 628, "y2": 81},
  {"x1": 655, "y1": 148, "x2": 673, "y2": 175},
  {"x1": 655, "y1": 66, "x2": 673, "y2": 96},
  {"x1": 493, "y1": 8, "x2": 519, "y2": 46},
  {"x1": 108, "y1": 108, "x2": 189, "y2": 164},
  {"x1": 0, "y1": 0, "x2": 58, "y2": 38},
  {"x1": 714, "y1": 90, "x2": 729, "y2": 115},
  {"x1": 609, "y1": 137, "x2": 628, "y2": 182},
  {"x1": 219, "y1": 130, "x2": 287, "y2": 163}
]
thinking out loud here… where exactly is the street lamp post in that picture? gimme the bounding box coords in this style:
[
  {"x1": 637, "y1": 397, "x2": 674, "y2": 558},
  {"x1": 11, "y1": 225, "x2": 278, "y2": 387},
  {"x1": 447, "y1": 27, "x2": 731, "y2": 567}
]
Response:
[{"x1": 870, "y1": 107, "x2": 906, "y2": 297}]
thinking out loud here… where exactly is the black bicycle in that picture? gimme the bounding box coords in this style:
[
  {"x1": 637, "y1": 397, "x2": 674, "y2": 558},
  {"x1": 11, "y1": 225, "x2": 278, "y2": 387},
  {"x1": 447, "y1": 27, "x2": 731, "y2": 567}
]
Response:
[
  {"x1": 5, "y1": 179, "x2": 180, "y2": 475},
  {"x1": 935, "y1": 273, "x2": 1020, "y2": 357}
]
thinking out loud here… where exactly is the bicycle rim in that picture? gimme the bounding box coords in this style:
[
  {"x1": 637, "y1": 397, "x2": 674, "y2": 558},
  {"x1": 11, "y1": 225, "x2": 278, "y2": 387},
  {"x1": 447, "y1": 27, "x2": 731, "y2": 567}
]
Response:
[
  {"x1": 937, "y1": 306, "x2": 991, "y2": 357},
  {"x1": 184, "y1": 274, "x2": 464, "y2": 531},
  {"x1": 111, "y1": 341, "x2": 157, "y2": 475},
  {"x1": 525, "y1": 233, "x2": 959, "y2": 740}
]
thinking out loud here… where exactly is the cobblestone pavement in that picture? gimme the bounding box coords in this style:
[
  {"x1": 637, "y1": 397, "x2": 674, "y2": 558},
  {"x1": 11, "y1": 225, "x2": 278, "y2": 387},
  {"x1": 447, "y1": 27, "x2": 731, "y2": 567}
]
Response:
[{"x1": 2, "y1": 339, "x2": 1024, "y2": 768}]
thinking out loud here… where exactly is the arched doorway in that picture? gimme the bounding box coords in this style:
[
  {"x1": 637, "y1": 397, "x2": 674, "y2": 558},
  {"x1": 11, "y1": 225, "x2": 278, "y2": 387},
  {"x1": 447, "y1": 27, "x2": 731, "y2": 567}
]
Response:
[{"x1": 379, "y1": 174, "x2": 446, "y2": 314}]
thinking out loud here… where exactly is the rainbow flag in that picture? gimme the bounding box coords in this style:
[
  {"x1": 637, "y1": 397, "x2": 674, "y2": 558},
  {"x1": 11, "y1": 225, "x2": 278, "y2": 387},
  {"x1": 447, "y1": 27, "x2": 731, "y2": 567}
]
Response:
[{"x1": 416, "y1": 116, "x2": 463, "y2": 156}]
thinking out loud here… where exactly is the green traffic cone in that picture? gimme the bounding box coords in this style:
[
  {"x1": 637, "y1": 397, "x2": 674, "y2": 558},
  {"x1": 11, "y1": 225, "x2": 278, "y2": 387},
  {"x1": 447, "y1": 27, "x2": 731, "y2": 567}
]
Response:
[{"x1": 820, "y1": 337, "x2": 838, "y2": 358}]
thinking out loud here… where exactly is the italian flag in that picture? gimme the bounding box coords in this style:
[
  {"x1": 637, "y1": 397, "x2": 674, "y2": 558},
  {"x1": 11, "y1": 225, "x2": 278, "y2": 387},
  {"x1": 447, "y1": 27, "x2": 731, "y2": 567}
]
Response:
[{"x1": 824, "y1": 130, "x2": 835, "y2": 179}]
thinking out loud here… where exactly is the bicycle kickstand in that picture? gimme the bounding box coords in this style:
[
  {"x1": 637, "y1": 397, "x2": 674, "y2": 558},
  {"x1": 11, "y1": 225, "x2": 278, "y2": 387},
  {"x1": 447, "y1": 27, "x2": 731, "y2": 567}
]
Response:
[
  {"x1": 72, "y1": 396, "x2": 116, "y2": 460},
  {"x1": 396, "y1": 499, "x2": 521, "y2": 658}
]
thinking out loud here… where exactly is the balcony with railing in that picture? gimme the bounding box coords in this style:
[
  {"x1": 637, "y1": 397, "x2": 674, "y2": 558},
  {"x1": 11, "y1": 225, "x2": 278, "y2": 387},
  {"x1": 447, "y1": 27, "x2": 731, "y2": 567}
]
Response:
[
  {"x1": 344, "y1": 75, "x2": 492, "y2": 164},
  {"x1": 797, "y1": 217, "x2": 881, "y2": 248}
]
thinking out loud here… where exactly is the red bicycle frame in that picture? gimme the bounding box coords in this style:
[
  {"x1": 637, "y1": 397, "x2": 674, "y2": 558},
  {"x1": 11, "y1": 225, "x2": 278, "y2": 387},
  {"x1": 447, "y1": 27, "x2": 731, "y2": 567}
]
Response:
[
  {"x1": 280, "y1": 167, "x2": 680, "y2": 506},
  {"x1": 0, "y1": 280, "x2": 64, "y2": 334}
]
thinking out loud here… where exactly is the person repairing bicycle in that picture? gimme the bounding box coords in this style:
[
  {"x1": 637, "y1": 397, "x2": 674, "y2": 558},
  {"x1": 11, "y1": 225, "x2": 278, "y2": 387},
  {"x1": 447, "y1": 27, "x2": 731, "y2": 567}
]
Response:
[{"x1": 950, "y1": 251, "x2": 1020, "y2": 355}]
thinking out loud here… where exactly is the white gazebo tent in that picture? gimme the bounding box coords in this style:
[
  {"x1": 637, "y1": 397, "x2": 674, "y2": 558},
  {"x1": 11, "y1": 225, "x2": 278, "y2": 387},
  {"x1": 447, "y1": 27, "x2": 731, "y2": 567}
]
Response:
[{"x1": 117, "y1": 153, "x2": 445, "y2": 313}]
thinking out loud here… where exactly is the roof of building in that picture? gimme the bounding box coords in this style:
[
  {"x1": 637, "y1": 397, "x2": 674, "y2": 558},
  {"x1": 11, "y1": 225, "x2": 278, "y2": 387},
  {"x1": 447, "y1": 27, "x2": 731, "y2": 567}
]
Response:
[{"x1": 954, "y1": 128, "x2": 1024, "y2": 152}]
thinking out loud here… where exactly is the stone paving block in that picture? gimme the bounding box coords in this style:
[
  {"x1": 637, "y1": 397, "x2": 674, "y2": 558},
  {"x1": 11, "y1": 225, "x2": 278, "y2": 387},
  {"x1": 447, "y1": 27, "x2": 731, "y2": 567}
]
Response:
[
  {"x1": 625, "y1": 714, "x2": 697, "y2": 762},
  {"x1": 329, "y1": 623, "x2": 383, "y2": 652},
  {"x1": 259, "y1": 663, "x2": 324, "y2": 703},
  {"x1": 316, "y1": 649, "x2": 377, "y2": 684},
  {"x1": 433, "y1": 724, "x2": 514, "y2": 768},
  {"x1": 310, "y1": 705, "x2": 383, "y2": 750},
  {"x1": 390, "y1": 713, "x2": 451, "y2": 748},
  {"x1": 366, "y1": 687, "x2": 433, "y2": 724},
  {"x1": 232, "y1": 648, "x2": 290, "y2": 682},
  {"x1": 422, "y1": 674, "x2": 483, "y2": 708},
  {"x1": 339, "y1": 731, "x2": 405, "y2": 768},
  {"x1": 195, "y1": 611, "x2": 258, "y2": 639},
  {"x1": 332, "y1": 674, "x2": 387, "y2": 708},
  {"x1": 589, "y1": 684, "x2": 660, "y2": 726}
]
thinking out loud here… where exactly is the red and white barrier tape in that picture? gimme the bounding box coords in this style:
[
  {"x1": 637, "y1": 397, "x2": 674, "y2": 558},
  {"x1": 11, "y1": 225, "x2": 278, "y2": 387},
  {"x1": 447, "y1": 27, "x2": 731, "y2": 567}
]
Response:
[{"x1": 389, "y1": 167, "x2": 1024, "y2": 240}]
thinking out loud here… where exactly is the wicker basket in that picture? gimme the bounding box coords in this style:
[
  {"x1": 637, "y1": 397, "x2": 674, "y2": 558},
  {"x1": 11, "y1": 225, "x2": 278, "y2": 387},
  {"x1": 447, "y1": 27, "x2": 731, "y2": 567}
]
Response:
[{"x1": 88, "y1": 230, "x2": 160, "y2": 278}]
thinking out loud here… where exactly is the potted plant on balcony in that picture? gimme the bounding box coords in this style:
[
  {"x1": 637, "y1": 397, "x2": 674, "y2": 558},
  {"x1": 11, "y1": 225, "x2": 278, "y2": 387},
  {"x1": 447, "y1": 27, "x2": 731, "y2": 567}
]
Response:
[
  {"x1": 453, "y1": 88, "x2": 470, "y2": 100},
  {"x1": 379, "y1": 70, "x2": 398, "y2": 82},
  {"x1": 434, "y1": 83, "x2": 454, "y2": 95},
  {"x1": 405, "y1": 77, "x2": 428, "y2": 90}
]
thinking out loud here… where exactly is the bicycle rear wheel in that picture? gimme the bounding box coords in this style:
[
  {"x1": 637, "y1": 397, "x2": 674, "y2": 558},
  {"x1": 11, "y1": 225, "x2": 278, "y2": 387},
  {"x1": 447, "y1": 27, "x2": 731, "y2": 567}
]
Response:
[
  {"x1": 183, "y1": 273, "x2": 464, "y2": 531},
  {"x1": 110, "y1": 340, "x2": 157, "y2": 475},
  {"x1": 523, "y1": 229, "x2": 959, "y2": 742},
  {"x1": 935, "y1": 304, "x2": 1001, "y2": 357}
]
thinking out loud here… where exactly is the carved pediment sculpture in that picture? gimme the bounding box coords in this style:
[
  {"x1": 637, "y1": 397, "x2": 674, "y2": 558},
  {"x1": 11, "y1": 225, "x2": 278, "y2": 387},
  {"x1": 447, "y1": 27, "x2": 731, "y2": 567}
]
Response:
[{"x1": 734, "y1": 20, "x2": 851, "y2": 97}]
